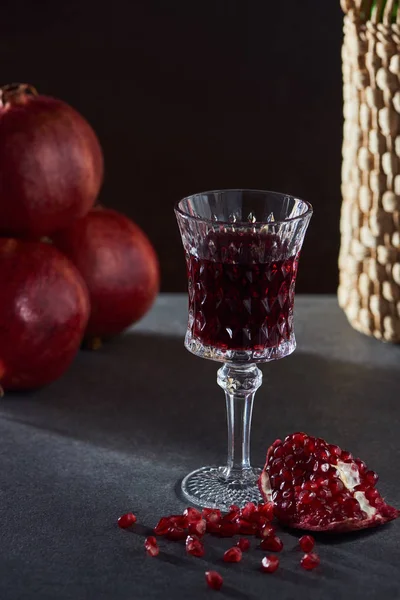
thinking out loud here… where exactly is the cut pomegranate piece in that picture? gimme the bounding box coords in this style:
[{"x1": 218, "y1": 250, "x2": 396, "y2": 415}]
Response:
[
  {"x1": 261, "y1": 555, "x2": 280, "y2": 573},
  {"x1": 223, "y1": 546, "x2": 242, "y2": 563},
  {"x1": 236, "y1": 538, "x2": 250, "y2": 552},
  {"x1": 300, "y1": 552, "x2": 320, "y2": 571},
  {"x1": 117, "y1": 513, "x2": 136, "y2": 529},
  {"x1": 144, "y1": 536, "x2": 159, "y2": 557},
  {"x1": 205, "y1": 570, "x2": 223, "y2": 590},
  {"x1": 259, "y1": 535, "x2": 283, "y2": 552},
  {"x1": 188, "y1": 518, "x2": 207, "y2": 537},
  {"x1": 186, "y1": 535, "x2": 205, "y2": 557},
  {"x1": 299, "y1": 535, "x2": 315, "y2": 552},
  {"x1": 259, "y1": 433, "x2": 399, "y2": 532},
  {"x1": 154, "y1": 517, "x2": 170, "y2": 536}
]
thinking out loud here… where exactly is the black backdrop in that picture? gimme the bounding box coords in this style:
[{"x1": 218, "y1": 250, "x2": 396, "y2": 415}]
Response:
[{"x1": 1, "y1": 0, "x2": 344, "y2": 293}]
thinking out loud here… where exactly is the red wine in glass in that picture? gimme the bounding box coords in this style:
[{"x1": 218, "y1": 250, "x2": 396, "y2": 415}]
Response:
[{"x1": 186, "y1": 230, "x2": 299, "y2": 352}]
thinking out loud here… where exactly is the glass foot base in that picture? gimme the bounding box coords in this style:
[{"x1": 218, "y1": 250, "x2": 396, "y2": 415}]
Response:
[{"x1": 181, "y1": 466, "x2": 263, "y2": 510}]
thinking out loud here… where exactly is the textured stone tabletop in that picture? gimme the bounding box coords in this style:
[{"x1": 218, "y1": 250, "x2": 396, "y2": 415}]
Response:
[{"x1": 0, "y1": 295, "x2": 399, "y2": 600}]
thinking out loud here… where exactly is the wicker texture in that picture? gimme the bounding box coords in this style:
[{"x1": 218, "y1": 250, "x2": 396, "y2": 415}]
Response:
[{"x1": 339, "y1": 1, "x2": 400, "y2": 342}]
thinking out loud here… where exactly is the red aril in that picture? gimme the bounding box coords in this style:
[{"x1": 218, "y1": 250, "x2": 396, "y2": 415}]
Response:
[
  {"x1": 53, "y1": 208, "x2": 159, "y2": 344},
  {"x1": 258, "y1": 502, "x2": 274, "y2": 521},
  {"x1": 202, "y1": 508, "x2": 222, "y2": 524},
  {"x1": 223, "y1": 547, "x2": 242, "y2": 563},
  {"x1": 235, "y1": 518, "x2": 258, "y2": 535},
  {"x1": 0, "y1": 239, "x2": 90, "y2": 392},
  {"x1": 205, "y1": 571, "x2": 223, "y2": 590},
  {"x1": 144, "y1": 536, "x2": 159, "y2": 557},
  {"x1": 261, "y1": 555, "x2": 280, "y2": 573},
  {"x1": 259, "y1": 535, "x2": 283, "y2": 552},
  {"x1": 166, "y1": 527, "x2": 186, "y2": 541},
  {"x1": 219, "y1": 518, "x2": 239, "y2": 537},
  {"x1": 185, "y1": 535, "x2": 205, "y2": 557},
  {"x1": 259, "y1": 523, "x2": 276, "y2": 539},
  {"x1": 188, "y1": 519, "x2": 206, "y2": 537},
  {"x1": 153, "y1": 517, "x2": 171, "y2": 536},
  {"x1": 299, "y1": 535, "x2": 315, "y2": 552},
  {"x1": 236, "y1": 538, "x2": 250, "y2": 552},
  {"x1": 241, "y1": 502, "x2": 257, "y2": 520},
  {"x1": 259, "y1": 433, "x2": 399, "y2": 532},
  {"x1": 0, "y1": 84, "x2": 103, "y2": 238},
  {"x1": 117, "y1": 513, "x2": 136, "y2": 529},
  {"x1": 300, "y1": 553, "x2": 320, "y2": 571},
  {"x1": 183, "y1": 507, "x2": 202, "y2": 522}
]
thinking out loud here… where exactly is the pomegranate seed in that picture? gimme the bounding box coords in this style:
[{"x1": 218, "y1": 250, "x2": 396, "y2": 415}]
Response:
[
  {"x1": 236, "y1": 518, "x2": 258, "y2": 535},
  {"x1": 259, "y1": 523, "x2": 275, "y2": 539},
  {"x1": 260, "y1": 535, "x2": 283, "y2": 552},
  {"x1": 168, "y1": 515, "x2": 187, "y2": 528},
  {"x1": 224, "y1": 509, "x2": 240, "y2": 523},
  {"x1": 300, "y1": 552, "x2": 320, "y2": 571},
  {"x1": 241, "y1": 502, "x2": 257, "y2": 520},
  {"x1": 341, "y1": 451, "x2": 353, "y2": 462},
  {"x1": 261, "y1": 554, "x2": 280, "y2": 573},
  {"x1": 117, "y1": 513, "x2": 136, "y2": 529},
  {"x1": 166, "y1": 526, "x2": 186, "y2": 541},
  {"x1": 183, "y1": 507, "x2": 202, "y2": 522},
  {"x1": 144, "y1": 536, "x2": 159, "y2": 557},
  {"x1": 154, "y1": 517, "x2": 170, "y2": 536},
  {"x1": 202, "y1": 508, "x2": 221, "y2": 524},
  {"x1": 236, "y1": 538, "x2": 250, "y2": 552},
  {"x1": 219, "y1": 519, "x2": 239, "y2": 537},
  {"x1": 206, "y1": 522, "x2": 222, "y2": 535},
  {"x1": 205, "y1": 571, "x2": 223, "y2": 590},
  {"x1": 328, "y1": 444, "x2": 342, "y2": 457},
  {"x1": 223, "y1": 546, "x2": 242, "y2": 563},
  {"x1": 186, "y1": 534, "x2": 205, "y2": 557},
  {"x1": 188, "y1": 518, "x2": 206, "y2": 537},
  {"x1": 365, "y1": 470, "x2": 379, "y2": 486},
  {"x1": 298, "y1": 490, "x2": 316, "y2": 505},
  {"x1": 229, "y1": 504, "x2": 240, "y2": 512},
  {"x1": 299, "y1": 535, "x2": 315, "y2": 552}
]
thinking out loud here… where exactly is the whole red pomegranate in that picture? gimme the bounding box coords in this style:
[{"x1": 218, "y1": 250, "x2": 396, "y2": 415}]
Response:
[
  {"x1": 0, "y1": 239, "x2": 90, "y2": 392},
  {"x1": 53, "y1": 208, "x2": 159, "y2": 343},
  {"x1": 259, "y1": 432, "x2": 399, "y2": 532},
  {"x1": 0, "y1": 83, "x2": 103, "y2": 238}
]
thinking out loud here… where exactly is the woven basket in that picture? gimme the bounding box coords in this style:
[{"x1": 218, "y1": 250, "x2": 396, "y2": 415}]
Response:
[{"x1": 339, "y1": 0, "x2": 400, "y2": 342}]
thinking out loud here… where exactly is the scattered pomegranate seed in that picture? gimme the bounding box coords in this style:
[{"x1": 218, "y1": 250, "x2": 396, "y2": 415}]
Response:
[
  {"x1": 186, "y1": 535, "x2": 205, "y2": 557},
  {"x1": 205, "y1": 570, "x2": 223, "y2": 590},
  {"x1": 202, "y1": 508, "x2": 222, "y2": 524},
  {"x1": 206, "y1": 522, "x2": 222, "y2": 535},
  {"x1": 219, "y1": 519, "x2": 239, "y2": 537},
  {"x1": 229, "y1": 504, "x2": 240, "y2": 512},
  {"x1": 117, "y1": 513, "x2": 137, "y2": 529},
  {"x1": 241, "y1": 502, "x2": 257, "y2": 520},
  {"x1": 183, "y1": 507, "x2": 202, "y2": 522},
  {"x1": 144, "y1": 536, "x2": 159, "y2": 557},
  {"x1": 260, "y1": 535, "x2": 283, "y2": 552},
  {"x1": 235, "y1": 518, "x2": 258, "y2": 535},
  {"x1": 223, "y1": 546, "x2": 242, "y2": 563},
  {"x1": 299, "y1": 535, "x2": 315, "y2": 553},
  {"x1": 153, "y1": 517, "x2": 170, "y2": 536},
  {"x1": 258, "y1": 502, "x2": 274, "y2": 521},
  {"x1": 259, "y1": 523, "x2": 275, "y2": 539},
  {"x1": 168, "y1": 515, "x2": 187, "y2": 528},
  {"x1": 236, "y1": 537, "x2": 250, "y2": 552},
  {"x1": 166, "y1": 526, "x2": 186, "y2": 541},
  {"x1": 261, "y1": 555, "x2": 280, "y2": 573},
  {"x1": 188, "y1": 518, "x2": 206, "y2": 537},
  {"x1": 300, "y1": 552, "x2": 320, "y2": 571}
]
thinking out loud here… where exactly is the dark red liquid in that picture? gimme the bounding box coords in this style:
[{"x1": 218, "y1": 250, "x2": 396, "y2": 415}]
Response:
[{"x1": 186, "y1": 231, "x2": 299, "y2": 351}]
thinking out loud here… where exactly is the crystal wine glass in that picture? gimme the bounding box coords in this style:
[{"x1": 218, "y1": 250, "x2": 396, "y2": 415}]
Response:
[{"x1": 175, "y1": 189, "x2": 312, "y2": 510}]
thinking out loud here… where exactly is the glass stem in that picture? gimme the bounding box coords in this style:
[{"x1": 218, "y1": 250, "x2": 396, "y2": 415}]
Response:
[{"x1": 217, "y1": 363, "x2": 262, "y2": 479}]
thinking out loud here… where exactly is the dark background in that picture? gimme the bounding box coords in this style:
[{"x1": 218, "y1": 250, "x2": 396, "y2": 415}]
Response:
[{"x1": 1, "y1": 0, "x2": 344, "y2": 293}]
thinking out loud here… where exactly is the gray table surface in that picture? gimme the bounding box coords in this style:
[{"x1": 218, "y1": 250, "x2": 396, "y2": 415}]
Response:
[{"x1": 0, "y1": 294, "x2": 399, "y2": 600}]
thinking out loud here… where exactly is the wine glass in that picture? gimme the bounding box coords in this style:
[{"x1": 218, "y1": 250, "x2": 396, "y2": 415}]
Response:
[{"x1": 175, "y1": 189, "x2": 312, "y2": 510}]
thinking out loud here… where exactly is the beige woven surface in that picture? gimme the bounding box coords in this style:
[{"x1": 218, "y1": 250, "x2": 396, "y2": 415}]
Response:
[{"x1": 339, "y1": 6, "x2": 400, "y2": 342}]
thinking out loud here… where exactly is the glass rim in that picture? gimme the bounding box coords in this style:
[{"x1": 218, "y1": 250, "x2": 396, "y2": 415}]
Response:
[{"x1": 174, "y1": 188, "x2": 313, "y2": 226}]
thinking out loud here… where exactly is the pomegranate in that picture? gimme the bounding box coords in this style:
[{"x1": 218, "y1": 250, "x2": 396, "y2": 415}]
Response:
[
  {"x1": 53, "y1": 208, "x2": 159, "y2": 344},
  {"x1": 259, "y1": 432, "x2": 399, "y2": 532},
  {"x1": 0, "y1": 239, "x2": 89, "y2": 392},
  {"x1": 0, "y1": 84, "x2": 103, "y2": 238}
]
